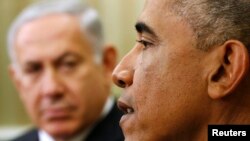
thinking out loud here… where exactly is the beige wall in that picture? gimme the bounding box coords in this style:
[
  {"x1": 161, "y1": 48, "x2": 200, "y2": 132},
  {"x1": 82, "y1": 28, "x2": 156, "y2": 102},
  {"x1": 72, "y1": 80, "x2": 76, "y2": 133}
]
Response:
[{"x1": 0, "y1": 0, "x2": 144, "y2": 126}]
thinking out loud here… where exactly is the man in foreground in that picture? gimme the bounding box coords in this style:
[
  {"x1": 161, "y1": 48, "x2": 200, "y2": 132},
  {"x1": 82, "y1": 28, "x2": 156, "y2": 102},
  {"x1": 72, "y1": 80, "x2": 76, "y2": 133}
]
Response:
[
  {"x1": 7, "y1": 0, "x2": 124, "y2": 141},
  {"x1": 112, "y1": 0, "x2": 250, "y2": 140}
]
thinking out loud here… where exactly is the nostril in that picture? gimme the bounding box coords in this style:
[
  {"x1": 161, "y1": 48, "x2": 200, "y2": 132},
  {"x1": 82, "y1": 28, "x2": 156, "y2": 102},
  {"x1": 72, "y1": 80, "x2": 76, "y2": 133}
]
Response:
[
  {"x1": 118, "y1": 80, "x2": 126, "y2": 88},
  {"x1": 112, "y1": 70, "x2": 133, "y2": 88}
]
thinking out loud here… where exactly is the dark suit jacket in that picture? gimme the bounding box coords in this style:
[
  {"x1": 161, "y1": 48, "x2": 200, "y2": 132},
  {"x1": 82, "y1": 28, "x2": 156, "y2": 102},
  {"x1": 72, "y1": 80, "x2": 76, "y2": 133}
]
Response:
[{"x1": 12, "y1": 104, "x2": 124, "y2": 141}]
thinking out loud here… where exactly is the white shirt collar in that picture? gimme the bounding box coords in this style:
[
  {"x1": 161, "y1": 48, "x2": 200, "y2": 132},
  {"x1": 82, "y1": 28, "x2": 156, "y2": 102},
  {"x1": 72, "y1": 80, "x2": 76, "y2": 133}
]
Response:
[{"x1": 38, "y1": 96, "x2": 115, "y2": 141}]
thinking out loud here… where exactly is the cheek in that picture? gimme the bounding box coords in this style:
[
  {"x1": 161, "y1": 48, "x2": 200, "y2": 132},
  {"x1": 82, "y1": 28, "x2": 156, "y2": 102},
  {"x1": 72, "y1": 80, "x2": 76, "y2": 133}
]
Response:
[
  {"x1": 20, "y1": 87, "x2": 41, "y2": 122},
  {"x1": 64, "y1": 68, "x2": 107, "y2": 110},
  {"x1": 64, "y1": 73, "x2": 93, "y2": 107},
  {"x1": 66, "y1": 68, "x2": 105, "y2": 94},
  {"x1": 64, "y1": 66, "x2": 97, "y2": 94},
  {"x1": 132, "y1": 73, "x2": 205, "y2": 140},
  {"x1": 133, "y1": 53, "x2": 207, "y2": 132}
]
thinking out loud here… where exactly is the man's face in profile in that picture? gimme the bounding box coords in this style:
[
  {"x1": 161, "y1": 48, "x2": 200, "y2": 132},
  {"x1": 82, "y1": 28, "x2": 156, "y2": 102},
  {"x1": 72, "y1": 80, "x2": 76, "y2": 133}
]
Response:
[
  {"x1": 11, "y1": 14, "x2": 109, "y2": 138},
  {"x1": 113, "y1": 0, "x2": 211, "y2": 140}
]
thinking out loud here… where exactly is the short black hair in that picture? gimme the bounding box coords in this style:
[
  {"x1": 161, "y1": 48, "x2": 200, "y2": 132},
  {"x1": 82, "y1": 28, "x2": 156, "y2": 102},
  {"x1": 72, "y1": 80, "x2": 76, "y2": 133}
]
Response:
[{"x1": 171, "y1": 0, "x2": 250, "y2": 51}]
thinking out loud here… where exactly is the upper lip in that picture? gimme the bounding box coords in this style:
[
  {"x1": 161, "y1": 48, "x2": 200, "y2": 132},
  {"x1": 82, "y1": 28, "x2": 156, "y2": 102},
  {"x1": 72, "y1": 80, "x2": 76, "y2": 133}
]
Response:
[
  {"x1": 42, "y1": 107, "x2": 72, "y2": 120},
  {"x1": 42, "y1": 105, "x2": 70, "y2": 112},
  {"x1": 117, "y1": 100, "x2": 134, "y2": 114},
  {"x1": 42, "y1": 106, "x2": 70, "y2": 114},
  {"x1": 41, "y1": 104, "x2": 75, "y2": 117}
]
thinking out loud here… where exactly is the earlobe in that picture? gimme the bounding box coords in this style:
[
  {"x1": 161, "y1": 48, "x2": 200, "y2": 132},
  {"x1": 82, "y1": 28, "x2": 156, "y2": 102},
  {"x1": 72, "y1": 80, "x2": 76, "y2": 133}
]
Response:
[{"x1": 208, "y1": 40, "x2": 249, "y2": 99}]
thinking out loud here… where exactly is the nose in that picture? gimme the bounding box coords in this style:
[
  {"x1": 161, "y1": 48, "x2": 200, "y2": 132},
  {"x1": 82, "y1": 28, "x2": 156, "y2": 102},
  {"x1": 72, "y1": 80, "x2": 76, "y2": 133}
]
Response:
[
  {"x1": 40, "y1": 68, "x2": 64, "y2": 97},
  {"x1": 112, "y1": 53, "x2": 134, "y2": 88}
]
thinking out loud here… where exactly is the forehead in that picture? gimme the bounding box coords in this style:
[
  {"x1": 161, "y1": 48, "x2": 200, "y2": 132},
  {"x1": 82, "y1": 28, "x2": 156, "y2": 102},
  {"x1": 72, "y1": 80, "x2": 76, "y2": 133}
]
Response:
[
  {"x1": 16, "y1": 14, "x2": 82, "y2": 46},
  {"x1": 140, "y1": 0, "x2": 193, "y2": 40},
  {"x1": 140, "y1": 0, "x2": 179, "y2": 30},
  {"x1": 14, "y1": 14, "x2": 93, "y2": 62},
  {"x1": 143, "y1": 0, "x2": 173, "y2": 14},
  {"x1": 141, "y1": 0, "x2": 184, "y2": 23}
]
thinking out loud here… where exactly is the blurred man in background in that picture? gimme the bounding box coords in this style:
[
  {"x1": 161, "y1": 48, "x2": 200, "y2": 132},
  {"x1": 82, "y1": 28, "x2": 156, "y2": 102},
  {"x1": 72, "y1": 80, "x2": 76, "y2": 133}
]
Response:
[
  {"x1": 7, "y1": 0, "x2": 124, "y2": 141},
  {"x1": 113, "y1": 0, "x2": 250, "y2": 140}
]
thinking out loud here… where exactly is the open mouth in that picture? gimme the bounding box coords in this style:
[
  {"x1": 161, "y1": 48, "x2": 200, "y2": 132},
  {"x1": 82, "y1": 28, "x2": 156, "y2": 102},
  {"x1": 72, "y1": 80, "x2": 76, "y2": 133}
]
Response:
[{"x1": 117, "y1": 100, "x2": 134, "y2": 114}]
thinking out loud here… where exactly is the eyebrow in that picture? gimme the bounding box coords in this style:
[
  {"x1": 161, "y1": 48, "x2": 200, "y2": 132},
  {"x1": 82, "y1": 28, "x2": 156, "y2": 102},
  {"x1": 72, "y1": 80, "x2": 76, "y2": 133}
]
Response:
[
  {"x1": 56, "y1": 52, "x2": 83, "y2": 63},
  {"x1": 135, "y1": 22, "x2": 158, "y2": 38},
  {"x1": 23, "y1": 52, "x2": 82, "y2": 67}
]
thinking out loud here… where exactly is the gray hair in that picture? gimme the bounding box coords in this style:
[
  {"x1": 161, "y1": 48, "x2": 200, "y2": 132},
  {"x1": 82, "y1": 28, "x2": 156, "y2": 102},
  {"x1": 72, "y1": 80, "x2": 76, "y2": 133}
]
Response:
[
  {"x1": 171, "y1": 0, "x2": 250, "y2": 51},
  {"x1": 7, "y1": 0, "x2": 104, "y2": 64}
]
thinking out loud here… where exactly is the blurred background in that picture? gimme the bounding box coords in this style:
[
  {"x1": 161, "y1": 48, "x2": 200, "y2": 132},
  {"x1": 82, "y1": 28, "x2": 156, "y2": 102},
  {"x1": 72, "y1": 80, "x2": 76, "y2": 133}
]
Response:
[{"x1": 0, "y1": 0, "x2": 144, "y2": 140}]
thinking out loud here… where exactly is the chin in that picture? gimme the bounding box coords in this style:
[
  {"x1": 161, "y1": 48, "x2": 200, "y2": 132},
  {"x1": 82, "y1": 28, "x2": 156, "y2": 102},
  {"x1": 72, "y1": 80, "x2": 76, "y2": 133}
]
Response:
[
  {"x1": 48, "y1": 128, "x2": 75, "y2": 138},
  {"x1": 43, "y1": 121, "x2": 80, "y2": 139},
  {"x1": 125, "y1": 133, "x2": 165, "y2": 141}
]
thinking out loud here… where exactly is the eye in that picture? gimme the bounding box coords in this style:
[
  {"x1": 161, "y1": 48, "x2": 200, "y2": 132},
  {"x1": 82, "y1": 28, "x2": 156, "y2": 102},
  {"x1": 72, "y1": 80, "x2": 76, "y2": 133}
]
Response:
[
  {"x1": 136, "y1": 39, "x2": 153, "y2": 50},
  {"x1": 59, "y1": 59, "x2": 79, "y2": 73},
  {"x1": 23, "y1": 63, "x2": 42, "y2": 74},
  {"x1": 63, "y1": 60, "x2": 77, "y2": 68}
]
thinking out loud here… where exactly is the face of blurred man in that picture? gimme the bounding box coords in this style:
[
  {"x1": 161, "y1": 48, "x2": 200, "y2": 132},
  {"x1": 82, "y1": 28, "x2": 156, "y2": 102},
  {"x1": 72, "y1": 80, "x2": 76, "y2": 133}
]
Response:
[
  {"x1": 113, "y1": 0, "x2": 213, "y2": 141},
  {"x1": 11, "y1": 14, "x2": 113, "y2": 139}
]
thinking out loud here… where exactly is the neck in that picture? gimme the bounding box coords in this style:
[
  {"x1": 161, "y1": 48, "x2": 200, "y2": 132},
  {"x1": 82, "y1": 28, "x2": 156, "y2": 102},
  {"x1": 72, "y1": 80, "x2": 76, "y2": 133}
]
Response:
[
  {"x1": 209, "y1": 88, "x2": 250, "y2": 124},
  {"x1": 191, "y1": 89, "x2": 250, "y2": 141}
]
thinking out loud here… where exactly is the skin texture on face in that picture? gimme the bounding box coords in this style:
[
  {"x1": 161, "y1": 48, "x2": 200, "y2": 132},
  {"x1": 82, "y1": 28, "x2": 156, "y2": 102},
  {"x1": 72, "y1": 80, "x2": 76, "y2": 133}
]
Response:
[
  {"x1": 113, "y1": 0, "x2": 216, "y2": 140},
  {"x1": 11, "y1": 14, "x2": 112, "y2": 140}
]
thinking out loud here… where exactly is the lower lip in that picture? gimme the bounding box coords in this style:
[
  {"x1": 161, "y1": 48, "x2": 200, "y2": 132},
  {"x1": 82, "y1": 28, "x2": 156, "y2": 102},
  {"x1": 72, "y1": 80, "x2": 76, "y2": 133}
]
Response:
[{"x1": 120, "y1": 113, "x2": 134, "y2": 127}]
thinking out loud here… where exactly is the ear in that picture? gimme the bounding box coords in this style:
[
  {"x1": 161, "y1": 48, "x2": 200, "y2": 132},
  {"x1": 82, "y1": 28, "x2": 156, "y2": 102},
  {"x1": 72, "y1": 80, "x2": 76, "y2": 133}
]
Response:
[
  {"x1": 8, "y1": 64, "x2": 23, "y2": 96},
  {"x1": 102, "y1": 44, "x2": 117, "y2": 75},
  {"x1": 208, "y1": 40, "x2": 249, "y2": 99}
]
